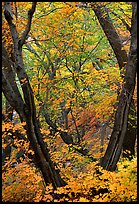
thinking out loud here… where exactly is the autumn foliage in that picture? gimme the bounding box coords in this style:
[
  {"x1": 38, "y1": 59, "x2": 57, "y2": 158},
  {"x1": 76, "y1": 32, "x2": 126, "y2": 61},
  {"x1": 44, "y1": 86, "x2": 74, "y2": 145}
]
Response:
[
  {"x1": 2, "y1": 120, "x2": 137, "y2": 202},
  {"x1": 2, "y1": 136, "x2": 137, "y2": 202},
  {"x1": 2, "y1": 2, "x2": 137, "y2": 202}
]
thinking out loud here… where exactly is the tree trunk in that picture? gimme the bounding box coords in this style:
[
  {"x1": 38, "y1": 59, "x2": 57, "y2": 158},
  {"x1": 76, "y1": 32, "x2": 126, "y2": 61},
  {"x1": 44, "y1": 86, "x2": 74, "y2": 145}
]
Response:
[
  {"x1": 24, "y1": 111, "x2": 66, "y2": 187},
  {"x1": 122, "y1": 100, "x2": 136, "y2": 158},
  {"x1": 100, "y1": 2, "x2": 137, "y2": 171},
  {"x1": 6, "y1": 100, "x2": 13, "y2": 121},
  {"x1": 93, "y1": 4, "x2": 128, "y2": 69},
  {"x1": 93, "y1": 2, "x2": 137, "y2": 159},
  {"x1": 3, "y1": 2, "x2": 66, "y2": 188}
]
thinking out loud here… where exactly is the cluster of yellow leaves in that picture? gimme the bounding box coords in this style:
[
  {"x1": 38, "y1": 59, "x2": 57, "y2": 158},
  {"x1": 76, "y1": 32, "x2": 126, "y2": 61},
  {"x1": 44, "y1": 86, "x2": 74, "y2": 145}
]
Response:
[
  {"x1": 53, "y1": 157, "x2": 137, "y2": 202},
  {"x1": 2, "y1": 121, "x2": 13, "y2": 133},
  {"x1": 3, "y1": 152, "x2": 136, "y2": 202},
  {"x1": 42, "y1": 132, "x2": 137, "y2": 202},
  {"x1": 2, "y1": 121, "x2": 33, "y2": 172},
  {"x1": 19, "y1": 1, "x2": 126, "y2": 142},
  {"x1": 2, "y1": 121, "x2": 26, "y2": 137},
  {"x1": 2, "y1": 21, "x2": 13, "y2": 57},
  {"x1": 2, "y1": 118, "x2": 137, "y2": 202},
  {"x1": 2, "y1": 160, "x2": 45, "y2": 202}
]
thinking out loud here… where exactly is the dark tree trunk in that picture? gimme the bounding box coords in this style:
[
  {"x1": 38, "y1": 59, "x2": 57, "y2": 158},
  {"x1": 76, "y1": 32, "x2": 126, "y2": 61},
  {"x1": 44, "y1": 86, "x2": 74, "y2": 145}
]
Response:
[
  {"x1": 24, "y1": 111, "x2": 66, "y2": 187},
  {"x1": 100, "y1": 2, "x2": 137, "y2": 171},
  {"x1": 123, "y1": 98, "x2": 136, "y2": 159},
  {"x1": 6, "y1": 100, "x2": 13, "y2": 121},
  {"x1": 3, "y1": 2, "x2": 66, "y2": 189},
  {"x1": 93, "y1": 2, "x2": 137, "y2": 160},
  {"x1": 93, "y1": 4, "x2": 128, "y2": 69}
]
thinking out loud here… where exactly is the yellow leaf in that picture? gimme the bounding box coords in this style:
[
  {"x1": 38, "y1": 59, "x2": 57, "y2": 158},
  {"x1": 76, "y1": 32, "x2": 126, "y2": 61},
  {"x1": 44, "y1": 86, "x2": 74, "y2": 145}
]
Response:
[{"x1": 79, "y1": 197, "x2": 90, "y2": 202}]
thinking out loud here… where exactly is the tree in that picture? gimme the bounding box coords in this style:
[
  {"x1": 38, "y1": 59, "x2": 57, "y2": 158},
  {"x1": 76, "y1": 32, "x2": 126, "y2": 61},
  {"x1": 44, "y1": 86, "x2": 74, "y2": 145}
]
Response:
[
  {"x1": 2, "y1": 2, "x2": 66, "y2": 188},
  {"x1": 91, "y1": 2, "x2": 137, "y2": 160},
  {"x1": 21, "y1": 2, "x2": 103, "y2": 147},
  {"x1": 17, "y1": 2, "x2": 128, "y2": 158},
  {"x1": 100, "y1": 2, "x2": 137, "y2": 170},
  {"x1": 2, "y1": 17, "x2": 14, "y2": 121}
]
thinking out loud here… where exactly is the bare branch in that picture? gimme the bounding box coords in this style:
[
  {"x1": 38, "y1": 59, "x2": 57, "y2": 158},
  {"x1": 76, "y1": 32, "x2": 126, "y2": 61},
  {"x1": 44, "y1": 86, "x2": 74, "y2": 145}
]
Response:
[
  {"x1": 81, "y1": 36, "x2": 104, "y2": 67},
  {"x1": 20, "y1": 2, "x2": 37, "y2": 47},
  {"x1": 4, "y1": 2, "x2": 13, "y2": 22}
]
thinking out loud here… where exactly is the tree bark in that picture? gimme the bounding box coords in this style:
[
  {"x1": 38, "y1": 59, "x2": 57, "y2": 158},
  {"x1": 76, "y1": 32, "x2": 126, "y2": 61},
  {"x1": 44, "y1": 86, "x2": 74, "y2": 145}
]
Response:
[
  {"x1": 100, "y1": 2, "x2": 137, "y2": 171},
  {"x1": 6, "y1": 100, "x2": 13, "y2": 121},
  {"x1": 93, "y1": 2, "x2": 137, "y2": 159},
  {"x1": 93, "y1": 3, "x2": 128, "y2": 69},
  {"x1": 3, "y1": 2, "x2": 66, "y2": 188},
  {"x1": 123, "y1": 98, "x2": 136, "y2": 158}
]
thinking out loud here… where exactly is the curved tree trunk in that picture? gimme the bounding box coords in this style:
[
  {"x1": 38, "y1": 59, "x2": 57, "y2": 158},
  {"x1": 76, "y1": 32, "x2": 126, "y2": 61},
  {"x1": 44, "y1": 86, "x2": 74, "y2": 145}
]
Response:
[
  {"x1": 93, "y1": 2, "x2": 137, "y2": 160},
  {"x1": 100, "y1": 2, "x2": 137, "y2": 171},
  {"x1": 93, "y1": 3, "x2": 128, "y2": 69},
  {"x1": 3, "y1": 2, "x2": 66, "y2": 188}
]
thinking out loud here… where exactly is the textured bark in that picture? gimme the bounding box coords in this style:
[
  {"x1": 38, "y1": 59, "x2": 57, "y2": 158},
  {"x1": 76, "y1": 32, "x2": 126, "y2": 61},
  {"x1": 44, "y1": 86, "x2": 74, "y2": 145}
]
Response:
[
  {"x1": 123, "y1": 101, "x2": 136, "y2": 159},
  {"x1": 2, "y1": 43, "x2": 25, "y2": 121},
  {"x1": 100, "y1": 2, "x2": 137, "y2": 171},
  {"x1": 123, "y1": 99, "x2": 136, "y2": 158},
  {"x1": 24, "y1": 113, "x2": 66, "y2": 187},
  {"x1": 93, "y1": 3, "x2": 137, "y2": 159},
  {"x1": 2, "y1": 71, "x2": 25, "y2": 121},
  {"x1": 122, "y1": 3, "x2": 137, "y2": 158},
  {"x1": 6, "y1": 100, "x2": 13, "y2": 121},
  {"x1": 3, "y1": 2, "x2": 66, "y2": 188},
  {"x1": 93, "y1": 4, "x2": 128, "y2": 69}
]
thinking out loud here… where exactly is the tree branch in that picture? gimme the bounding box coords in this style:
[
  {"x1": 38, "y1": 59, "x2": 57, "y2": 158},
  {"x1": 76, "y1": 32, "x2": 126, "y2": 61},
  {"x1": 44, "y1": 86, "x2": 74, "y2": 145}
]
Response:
[
  {"x1": 104, "y1": 7, "x2": 131, "y2": 33},
  {"x1": 20, "y1": 2, "x2": 37, "y2": 47},
  {"x1": 2, "y1": 71, "x2": 25, "y2": 121},
  {"x1": 2, "y1": 43, "x2": 22, "y2": 100},
  {"x1": 4, "y1": 2, "x2": 13, "y2": 22}
]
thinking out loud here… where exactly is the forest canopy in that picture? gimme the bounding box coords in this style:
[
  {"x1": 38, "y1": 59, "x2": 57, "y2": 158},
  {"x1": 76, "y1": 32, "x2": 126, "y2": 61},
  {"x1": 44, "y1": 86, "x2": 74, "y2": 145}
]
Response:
[{"x1": 2, "y1": 2, "x2": 137, "y2": 202}]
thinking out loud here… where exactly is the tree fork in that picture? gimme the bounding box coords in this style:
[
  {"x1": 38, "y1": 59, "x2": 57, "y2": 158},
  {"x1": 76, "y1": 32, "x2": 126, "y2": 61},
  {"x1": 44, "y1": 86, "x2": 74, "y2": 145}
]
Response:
[{"x1": 3, "y1": 1, "x2": 67, "y2": 188}]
